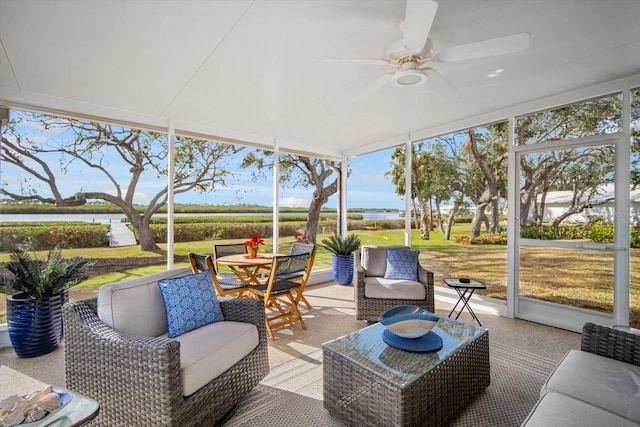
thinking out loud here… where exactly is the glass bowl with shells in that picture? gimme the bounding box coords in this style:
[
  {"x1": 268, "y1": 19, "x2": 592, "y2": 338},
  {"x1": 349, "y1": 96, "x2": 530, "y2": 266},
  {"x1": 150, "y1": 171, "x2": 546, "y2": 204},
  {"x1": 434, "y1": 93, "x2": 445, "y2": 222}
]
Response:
[{"x1": 0, "y1": 385, "x2": 72, "y2": 426}]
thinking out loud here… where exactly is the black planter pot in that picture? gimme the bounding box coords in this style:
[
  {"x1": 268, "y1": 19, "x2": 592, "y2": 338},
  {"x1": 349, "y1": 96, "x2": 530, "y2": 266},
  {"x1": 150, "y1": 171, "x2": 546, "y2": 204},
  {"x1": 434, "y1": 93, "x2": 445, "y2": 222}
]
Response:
[{"x1": 6, "y1": 291, "x2": 67, "y2": 358}]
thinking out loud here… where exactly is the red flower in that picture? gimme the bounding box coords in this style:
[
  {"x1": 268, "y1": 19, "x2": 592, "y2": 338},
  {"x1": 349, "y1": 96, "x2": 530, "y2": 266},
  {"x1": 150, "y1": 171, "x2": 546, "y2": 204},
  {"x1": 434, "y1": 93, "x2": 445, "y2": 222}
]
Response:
[{"x1": 244, "y1": 235, "x2": 264, "y2": 248}]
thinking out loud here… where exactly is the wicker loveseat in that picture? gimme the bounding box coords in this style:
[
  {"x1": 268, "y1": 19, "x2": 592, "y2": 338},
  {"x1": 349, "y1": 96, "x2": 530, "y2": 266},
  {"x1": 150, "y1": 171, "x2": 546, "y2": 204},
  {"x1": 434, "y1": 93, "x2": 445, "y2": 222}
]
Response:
[
  {"x1": 63, "y1": 268, "x2": 269, "y2": 426},
  {"x1": 355, "y1": 245, "x2": 435, "y2": 322},
  {"x1": 522, "y1": 323, "x2": 640, "y2": 426}
]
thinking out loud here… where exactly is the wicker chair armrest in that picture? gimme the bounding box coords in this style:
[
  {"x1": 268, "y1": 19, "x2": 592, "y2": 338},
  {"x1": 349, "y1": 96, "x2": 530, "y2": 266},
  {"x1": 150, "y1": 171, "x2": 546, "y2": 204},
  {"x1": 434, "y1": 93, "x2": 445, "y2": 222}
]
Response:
[
  {"x1": 63, "y1": 298, "x2": 183, "y2": 415},
  {"x1": 355, "y1": 252, "x2": 365, "y2": 274},
  {"x1": 581, "y1": 322, "x2": 640, "y2": 366},
  {"x1": 354, "y1": 252, "x2": 366, "y2": 298},
  {"x1": 417, "y1": 263, "x2": 434, "y2": 288},
  {"x1": 218, "y1": 297, "x2": 268, "y2": 342}
]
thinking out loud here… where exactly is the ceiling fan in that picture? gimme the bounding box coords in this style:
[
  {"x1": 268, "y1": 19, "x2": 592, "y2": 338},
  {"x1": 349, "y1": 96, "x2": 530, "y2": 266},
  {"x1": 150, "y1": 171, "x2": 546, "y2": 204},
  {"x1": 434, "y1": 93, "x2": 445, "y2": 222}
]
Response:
[{"x1": 348, "y1": 0, "x2": 530, "y2": 100}]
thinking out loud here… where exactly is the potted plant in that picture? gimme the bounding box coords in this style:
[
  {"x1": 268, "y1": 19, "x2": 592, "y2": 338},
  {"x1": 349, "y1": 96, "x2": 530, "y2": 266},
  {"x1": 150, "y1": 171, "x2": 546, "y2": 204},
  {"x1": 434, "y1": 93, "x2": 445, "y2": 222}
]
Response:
[
  {"x1": 319, "y1": 233, "x2": 361, "y2": 285},
  {"x1": 0, "y1": 246, "x2": 94, "y2": 358},
  {"x1": 244, "y1": 235, "x2": 265, "y2": 258}
]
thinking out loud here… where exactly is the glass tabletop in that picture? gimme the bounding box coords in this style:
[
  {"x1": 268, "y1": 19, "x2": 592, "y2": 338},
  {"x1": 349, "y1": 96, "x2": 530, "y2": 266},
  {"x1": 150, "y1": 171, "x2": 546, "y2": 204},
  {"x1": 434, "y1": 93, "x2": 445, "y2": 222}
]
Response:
[
  {"x1": 443, "y1": 278, "x2": 486, "y2": 289},
  {"x1": 322, "y1": 315, "x2": 487, "y2": 389}
]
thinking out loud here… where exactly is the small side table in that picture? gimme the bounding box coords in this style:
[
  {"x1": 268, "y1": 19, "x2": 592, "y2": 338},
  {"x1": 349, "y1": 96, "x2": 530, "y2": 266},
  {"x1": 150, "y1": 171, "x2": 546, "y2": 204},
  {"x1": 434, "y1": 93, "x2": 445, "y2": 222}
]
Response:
[{"x1": 443, "y1": 278, "x2": 486, "y2": 326}]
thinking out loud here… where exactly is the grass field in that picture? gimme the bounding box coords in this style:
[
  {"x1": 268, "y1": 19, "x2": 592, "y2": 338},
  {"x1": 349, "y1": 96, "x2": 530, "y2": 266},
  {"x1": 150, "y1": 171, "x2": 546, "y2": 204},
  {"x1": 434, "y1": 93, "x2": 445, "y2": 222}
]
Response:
[{"x1": 2, "y1": 224, "x2": 639, "y2": 326}]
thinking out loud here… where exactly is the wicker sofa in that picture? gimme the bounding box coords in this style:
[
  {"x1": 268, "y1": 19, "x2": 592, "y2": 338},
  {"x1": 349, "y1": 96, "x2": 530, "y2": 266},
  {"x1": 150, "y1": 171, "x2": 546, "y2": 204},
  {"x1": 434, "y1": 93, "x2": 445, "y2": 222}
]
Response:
[
  {"x1": 63, "y1": 268, "x2": 269, "y2": 426},
  {"x1": 522, "y1": 323, "x2": 640, "y2": 426},
  {"x1": 354, "y1": 245, "x2": 434, "y2": 322}
]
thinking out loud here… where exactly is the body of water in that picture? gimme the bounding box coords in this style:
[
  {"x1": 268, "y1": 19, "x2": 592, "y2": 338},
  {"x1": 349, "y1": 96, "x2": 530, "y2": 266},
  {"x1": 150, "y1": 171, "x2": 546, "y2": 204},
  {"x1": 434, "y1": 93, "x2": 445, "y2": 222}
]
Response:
[
  {"x1": 0, "y1": 211, "x2": 404, "y2": 223},
  {"x1": 362, "y1": 212, "x2": 404, "y2": 220}
]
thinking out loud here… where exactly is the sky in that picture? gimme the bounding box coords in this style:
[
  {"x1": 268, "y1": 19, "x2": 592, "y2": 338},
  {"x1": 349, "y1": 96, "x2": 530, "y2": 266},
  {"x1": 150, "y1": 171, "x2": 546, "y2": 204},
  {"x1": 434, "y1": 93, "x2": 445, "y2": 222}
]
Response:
[{"x1": 1, "y1": 112, "x2": 406, "y2": 210}]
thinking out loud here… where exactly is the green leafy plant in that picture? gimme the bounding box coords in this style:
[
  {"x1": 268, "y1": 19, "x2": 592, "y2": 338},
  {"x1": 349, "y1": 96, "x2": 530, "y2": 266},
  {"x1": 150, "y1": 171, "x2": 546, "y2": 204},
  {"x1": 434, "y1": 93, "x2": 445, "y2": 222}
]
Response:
[
  {"x1": 0, "y1": 246, "x2": 95, "y2": 300},
  {"x1": 319, "y1": 233, "x2": 361, "y2": 255}
]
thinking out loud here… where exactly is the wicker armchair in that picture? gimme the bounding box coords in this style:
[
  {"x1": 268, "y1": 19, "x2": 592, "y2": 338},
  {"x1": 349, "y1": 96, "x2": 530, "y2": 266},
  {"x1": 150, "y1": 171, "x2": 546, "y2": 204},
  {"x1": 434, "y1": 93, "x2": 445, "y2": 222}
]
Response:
[
  {"x1": 355, "y1": 245, "x2": 434, "y2": 322},
  {"x1": 64, "y1": 296, "x2": 269, "y2": 426},
  {"x1": 581, "y1": 322, "x2": 640, "y2": 365}
]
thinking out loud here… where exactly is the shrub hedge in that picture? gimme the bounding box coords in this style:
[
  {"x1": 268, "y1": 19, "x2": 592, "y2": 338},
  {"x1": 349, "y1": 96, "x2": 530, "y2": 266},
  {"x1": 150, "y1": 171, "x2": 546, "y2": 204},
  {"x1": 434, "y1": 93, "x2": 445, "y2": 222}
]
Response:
[
  {"x1": 3, "y1": 218, "x2": 639, "y2": 250},
  {"x1": 0, "y1": 224, "x2": 110, "y2": 251}
]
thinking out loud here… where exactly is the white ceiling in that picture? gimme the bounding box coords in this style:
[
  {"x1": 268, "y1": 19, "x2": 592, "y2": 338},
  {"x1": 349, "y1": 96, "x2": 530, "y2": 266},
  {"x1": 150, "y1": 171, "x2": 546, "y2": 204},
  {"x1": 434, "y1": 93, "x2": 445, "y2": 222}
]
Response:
[{"x1": 1, "y1": 0, "x2": 640, "y2": 159}]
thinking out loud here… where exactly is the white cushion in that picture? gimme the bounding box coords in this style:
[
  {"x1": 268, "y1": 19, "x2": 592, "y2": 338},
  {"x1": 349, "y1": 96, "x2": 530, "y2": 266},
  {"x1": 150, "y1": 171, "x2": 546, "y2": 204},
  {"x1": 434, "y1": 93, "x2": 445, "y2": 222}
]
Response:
[
  {"x1": 363, "y1": 276, "x2": 426, "y2": 300},
  {"x1": 522, "y1": 391, "x2": 640, "y2": 427},
  {"x1": 97, "y1": 268, "x2": 192, "y2": 337},
  {"x1": 158, "y1": 321, "x2": 259, "y2": 396},
  {"x1": 361, "y1": 246, "x2": 409, "y2": 277},
  {"x1": 542, "y1": 350, "x2": 640, "y2": 422}
]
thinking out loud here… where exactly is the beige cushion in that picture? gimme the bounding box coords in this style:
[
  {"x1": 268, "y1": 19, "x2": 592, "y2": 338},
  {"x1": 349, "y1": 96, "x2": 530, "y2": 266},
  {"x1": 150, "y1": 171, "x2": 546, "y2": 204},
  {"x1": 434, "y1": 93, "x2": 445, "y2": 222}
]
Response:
[
  {"x1": 158, "y1": 321, "x2": 259, "y2": 396},
  {"x1": 97, "y1": 268, "x2": 192, "y2": 337},
  {"x1": 522, "y1": 391, "x2": 640, "y2": 427},
  {"x1": 542, "y1": 350, "x2": 640, "y2": 422},
  {"x1": 363, "y1": 277, "x2": 426, "y2": 300},
  {"x1": 361, "y1": 246, "x2": 409, "y2": 277}
]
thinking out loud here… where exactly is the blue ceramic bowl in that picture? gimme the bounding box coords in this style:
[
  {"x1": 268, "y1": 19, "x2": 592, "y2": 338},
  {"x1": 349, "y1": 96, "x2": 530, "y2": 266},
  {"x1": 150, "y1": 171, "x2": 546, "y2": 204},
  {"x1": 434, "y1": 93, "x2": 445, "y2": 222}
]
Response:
[{"x1": 379, "y1": 305, "x2": 439, "y2": 339}]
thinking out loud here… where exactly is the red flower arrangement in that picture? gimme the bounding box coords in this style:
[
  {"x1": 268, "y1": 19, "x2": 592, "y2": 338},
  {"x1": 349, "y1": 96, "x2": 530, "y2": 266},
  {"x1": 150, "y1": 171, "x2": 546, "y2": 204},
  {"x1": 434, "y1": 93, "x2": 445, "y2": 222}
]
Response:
[
  {"x1": 244, "y1": 235, "x2": 264, "y2": 258},
  {"x1": 244, "y1": 235, "x2": 264, "y2": 249}
]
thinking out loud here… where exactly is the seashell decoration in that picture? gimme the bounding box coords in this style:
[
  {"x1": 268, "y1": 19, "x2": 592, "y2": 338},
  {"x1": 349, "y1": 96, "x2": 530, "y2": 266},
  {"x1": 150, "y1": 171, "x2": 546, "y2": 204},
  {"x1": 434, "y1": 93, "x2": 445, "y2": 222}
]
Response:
[{"x1": 0, "y1": 385, "x2": 62, "y2": 426}]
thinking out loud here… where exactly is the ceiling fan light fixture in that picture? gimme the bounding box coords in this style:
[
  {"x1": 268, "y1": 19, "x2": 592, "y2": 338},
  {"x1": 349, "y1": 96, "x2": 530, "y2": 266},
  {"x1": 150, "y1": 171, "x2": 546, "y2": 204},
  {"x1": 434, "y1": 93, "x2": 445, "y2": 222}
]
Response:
[{"x1": 392, "y1": 61, "x2": 428, "y2": 87}]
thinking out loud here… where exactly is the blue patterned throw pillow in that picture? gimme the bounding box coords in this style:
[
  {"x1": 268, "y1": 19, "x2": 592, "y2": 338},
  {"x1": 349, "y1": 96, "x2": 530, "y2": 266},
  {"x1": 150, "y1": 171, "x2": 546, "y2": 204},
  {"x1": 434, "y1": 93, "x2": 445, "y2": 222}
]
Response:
[
  {"x1": 158, "y1": 271, "x2": 224, "y2": 338},
  {"x1": 384, "y1": 248, "x2": 419, "y2": 281}
]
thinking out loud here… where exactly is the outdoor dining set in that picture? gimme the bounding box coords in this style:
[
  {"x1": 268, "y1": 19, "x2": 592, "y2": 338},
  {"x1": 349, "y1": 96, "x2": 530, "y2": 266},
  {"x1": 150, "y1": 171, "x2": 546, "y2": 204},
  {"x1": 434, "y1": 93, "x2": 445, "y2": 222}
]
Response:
[{"x1": 188, "y1": 241, "x2": 317, "y2": 339}]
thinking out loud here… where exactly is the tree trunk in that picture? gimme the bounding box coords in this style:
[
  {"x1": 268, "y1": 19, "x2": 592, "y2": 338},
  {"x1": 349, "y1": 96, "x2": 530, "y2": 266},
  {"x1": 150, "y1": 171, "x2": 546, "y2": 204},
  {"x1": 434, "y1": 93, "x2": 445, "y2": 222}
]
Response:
[
  {"x1": 489, "y1": 198, "x2": 500, "y2": 233},
  {"x1": 137, "y1": 222, "x2": 160, "y2": 251},
  {"x1": 412, "y1": 199, "x2": 419, "y2": 229},
  {"x1": 470, "y1": 202, "x2": 488, "y2": 237},
  {"x1": 420, "y1": 209, "x2": 430, "y2": 240},
  {"x1": 304, "y1": 201, "x2": 322, "y2": 244},
  {"x1": 127, "y1": 213, "x2": 159, "y2": 251},
  {"x1": 435, "y1": 200, "x2": 445, "y2": 234},
  {"x1": 444, "y1": 199, "x2": 461, "y2": 241}
]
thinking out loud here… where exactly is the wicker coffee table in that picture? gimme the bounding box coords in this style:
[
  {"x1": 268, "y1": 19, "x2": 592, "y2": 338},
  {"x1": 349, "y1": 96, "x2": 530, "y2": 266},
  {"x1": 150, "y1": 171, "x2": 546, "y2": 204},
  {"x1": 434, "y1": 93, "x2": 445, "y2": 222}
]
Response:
[{"x1": 322, "y1": 315, "x2": 489, "y2": 427}]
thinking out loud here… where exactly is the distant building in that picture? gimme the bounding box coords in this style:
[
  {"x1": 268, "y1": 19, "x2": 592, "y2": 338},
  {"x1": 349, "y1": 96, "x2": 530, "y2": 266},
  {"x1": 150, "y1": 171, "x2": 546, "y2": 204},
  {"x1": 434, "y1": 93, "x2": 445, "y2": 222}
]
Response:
[{"x1": 537, "y1": 184, "x2": 640, "y2": 223}]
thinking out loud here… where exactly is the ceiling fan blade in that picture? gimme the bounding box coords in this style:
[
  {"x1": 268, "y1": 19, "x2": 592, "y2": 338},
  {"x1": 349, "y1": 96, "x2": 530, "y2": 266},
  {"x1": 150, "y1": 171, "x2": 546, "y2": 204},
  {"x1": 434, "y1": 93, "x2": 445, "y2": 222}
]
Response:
[
  {"x1": 316, "y1": 58, "x2": 391, "y2": 66},
  {"x1": 435, "y1": 33, "x2": 530, "y2": 63},
  {"x1": 353, "y1": 74, "x2": 392, "y2": 101},
  {"x1": 424, "y1": 68, "x2": 457, "y2": 93},
  {"x1": 402, "y1": 0, "x2": 438, "y2": 53}
]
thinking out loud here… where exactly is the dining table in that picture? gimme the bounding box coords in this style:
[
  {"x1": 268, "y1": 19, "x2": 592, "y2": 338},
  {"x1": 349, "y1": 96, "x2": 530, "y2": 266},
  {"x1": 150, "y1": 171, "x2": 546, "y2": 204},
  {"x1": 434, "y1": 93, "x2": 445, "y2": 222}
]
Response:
[{"x1": 216, "y1": 253, "x2": 279, "y2": 285}]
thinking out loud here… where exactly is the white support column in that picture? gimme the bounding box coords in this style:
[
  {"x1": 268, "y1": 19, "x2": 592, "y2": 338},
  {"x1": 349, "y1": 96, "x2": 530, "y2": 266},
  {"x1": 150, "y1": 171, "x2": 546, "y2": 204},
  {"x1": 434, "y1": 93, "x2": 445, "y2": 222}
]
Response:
[
  {"x1": 506, "y1": 116, "x2": 518, "y2": 318},
  {"x1": 166, "y1": 120, "x2": 175, "y2": 270},
  {"x1": 404, "y1": 139, "x2": 412, "y2": 246},
  {"x1": 340, "y1": 157, "x2": 348, "y2": 236},
  {"x1": 614, "y1": 89, "x2": 632, "y2": 326},
  {"x1": 272, "y1": 141, "x2": 280, "y2": 253}
]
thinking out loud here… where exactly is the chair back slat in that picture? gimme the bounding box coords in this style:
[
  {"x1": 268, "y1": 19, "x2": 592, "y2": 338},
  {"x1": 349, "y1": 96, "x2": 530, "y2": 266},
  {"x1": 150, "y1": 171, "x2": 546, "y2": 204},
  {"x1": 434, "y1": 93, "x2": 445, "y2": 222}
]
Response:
[
  {"x1": 214, "y1": 243, "x2": 248, "y2": 259},
  {"x1": 188, "y1": 252, "x2": 210, "y2": 274},
  {"x1": 290, "y1": 242, "x2": 315, "y2": 256},
  {"x1": 272, "y1": 252, "x2": 309, "y2": 279}
]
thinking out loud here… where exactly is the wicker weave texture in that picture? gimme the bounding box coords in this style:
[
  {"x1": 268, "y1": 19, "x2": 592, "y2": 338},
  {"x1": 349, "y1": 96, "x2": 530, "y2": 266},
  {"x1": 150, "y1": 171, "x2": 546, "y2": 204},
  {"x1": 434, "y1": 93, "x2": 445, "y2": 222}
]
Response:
[
  {"x1": 581, "y1": 322, "x2": 640, "y2": 366},
  {"x1": 354, "y1": 251, "x2": 435, "y2": 322},
  {"x1": 323, "y1": 331, "x2": 490, "y2": 427},
  {"x1": 64, "y1": 297, "x2": 269, "y2": 426}
]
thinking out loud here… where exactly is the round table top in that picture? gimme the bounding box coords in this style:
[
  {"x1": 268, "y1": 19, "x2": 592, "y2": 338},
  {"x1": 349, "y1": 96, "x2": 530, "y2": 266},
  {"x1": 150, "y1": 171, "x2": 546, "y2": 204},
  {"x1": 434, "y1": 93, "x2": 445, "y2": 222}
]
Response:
[{"x1": 216, "y1": 253, "x2": 278, "y2": 266}]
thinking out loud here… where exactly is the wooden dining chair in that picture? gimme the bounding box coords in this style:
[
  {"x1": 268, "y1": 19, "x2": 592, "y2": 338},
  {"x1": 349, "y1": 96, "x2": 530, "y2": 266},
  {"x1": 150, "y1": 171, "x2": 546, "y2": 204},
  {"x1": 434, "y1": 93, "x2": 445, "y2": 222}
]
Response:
[
  {"x1": 187, "y1": 251, "x2": 249, "y2": 297},
  {"x1": 248, "y1": 252, "x2": 312, "y2": 339},
  {"x1": 213, "y1": 242, "x2": 248, "y2": 272},
  {"x1": 289, "y1": 243, "x2": 317, "y2": 309}
]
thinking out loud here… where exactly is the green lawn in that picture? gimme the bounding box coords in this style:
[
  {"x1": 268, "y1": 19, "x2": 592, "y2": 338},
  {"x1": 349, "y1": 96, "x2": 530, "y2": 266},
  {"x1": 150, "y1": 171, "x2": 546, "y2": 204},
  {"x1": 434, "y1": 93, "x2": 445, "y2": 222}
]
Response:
[{"x1": 2, "y1": 223, "x2": 639, "y2": 327}]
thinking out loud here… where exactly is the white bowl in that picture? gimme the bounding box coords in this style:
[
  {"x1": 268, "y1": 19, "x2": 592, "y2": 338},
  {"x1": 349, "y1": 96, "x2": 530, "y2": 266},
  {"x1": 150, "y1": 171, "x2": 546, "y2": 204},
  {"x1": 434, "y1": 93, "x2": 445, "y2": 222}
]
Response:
[{"x1": 379, "y1": 305, "x2": 439, "y2": 339}]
